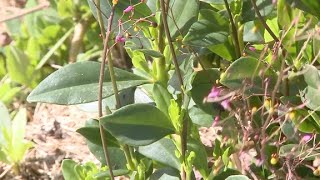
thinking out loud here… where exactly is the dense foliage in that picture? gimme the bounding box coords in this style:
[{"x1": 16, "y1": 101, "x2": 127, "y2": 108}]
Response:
[{"x1": 2, "y1": 0, "x2": 320, "y2": 179}]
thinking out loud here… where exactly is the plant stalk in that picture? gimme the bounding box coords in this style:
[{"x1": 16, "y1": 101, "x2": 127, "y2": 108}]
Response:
[
  {"x1": 95, "y1": 1, "x2": 118, "y2": 179},
  {"x1": 223, "y1": 0, "x2": 241, "y2": 58},
  {"x1": 159, "y1": 0, "x2": 186, "y2": 179}
]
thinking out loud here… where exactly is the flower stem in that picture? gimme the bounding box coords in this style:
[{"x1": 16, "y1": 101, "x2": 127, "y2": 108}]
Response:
[
  {"x1": 223, "y1": 0, "x2": 241, "y2": 58},
  {"x1": 159, "y1": 0, "x2": 186, "y2": 179}
]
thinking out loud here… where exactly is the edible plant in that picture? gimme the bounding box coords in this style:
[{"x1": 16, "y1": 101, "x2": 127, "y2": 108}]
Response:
[{"x1": 27, "y1": 0, "x2": 320, "y2": 179}]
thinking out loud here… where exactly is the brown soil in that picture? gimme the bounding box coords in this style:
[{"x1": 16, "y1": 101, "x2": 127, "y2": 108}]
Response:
[{"x1": 0, "y1": 104, "x2": 99, "y2": 180}]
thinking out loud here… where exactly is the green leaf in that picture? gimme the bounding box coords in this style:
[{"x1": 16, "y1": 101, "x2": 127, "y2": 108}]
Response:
[
  {"x1": 287, "y1": 0, "x2": 320, "y2": 19},
  {"x1": 208, "y1": 38, "x2": 236, "y2": 61},
  {"x1": 153, "y1": 83, "x2": 172, "y2": 115},
  {"x1": 135, "y1": 49, "x2": 164, "y2": 58},
  {"x1": 149, "y1": 168, "x2": 180, "y2": 180},
  {"x1": 138, "y1": 138, "x2": 181, "y2": 170},
  {"x1": 188, "y1": 138, "x2": 209, "y2": 178},
  {"x1": 183, "y1": 9, "x2": 229, "y2": 47},
  {"x1": 242, "y1": 0, "x2": 274, "y2": 22},
  {"x1": 191, "y1": 69, "x2": 220, "y2": 114},
  {"x1": 189, "y1": 106, "x2": 213, "y2": 127},
  {"x1": 303, "y1": 65, "x2": 320, "y2": 89},
  {"x1": 11, "y1": 108, "x2": 33, "y2": 163},
  {"x1": 301, "y1": 86, "x2": 320, "y2": 111},
  {"x1": 101, "y1": 104, "x2": 175, "y2": 146},
  {"x1": 212, "y1": 169, "x2": 241, "y2": 180},
  {"x1": 220, "y1": 57, "x2": 277, "y2": 94},
  {"x1": 243, "y1": 21, "x2": 264, "y2": 43},
  {"x1": 167, "y1": 0, "x2": 199, "y2": 39},
  {"x1": 222, "y1": 147, "x2": 231, "y2": 167},
  {"x1": 36, "y1": 27, "x2": 74, "y2": 69},
  {"x1": 86, "y1": 140, "x2": 127, "y2": 169},
  {"x1": 225, "y1": 175, "x2": 251, "y2": 180},
  {"x1": 5, "y1": 46, "x2": 34, "y2": 87},
  {"x1": 200, "y1": 0, "x2": 234, "y2": 4},
  {"x1": 76, "y1": 119, "x2": 119, "y2": 147},
  {"x1": 0, "y1": 101, "x2": 10, "y2": 130},
  {"x1": 94, "y1": 169, "x2": 130, "y2": 179},
  {"x1": 27, "y1": 61, "x2": 150, "y2": 105},
  {"x1": 62, "y1": 159, "x2": 80, "y2": 180}
]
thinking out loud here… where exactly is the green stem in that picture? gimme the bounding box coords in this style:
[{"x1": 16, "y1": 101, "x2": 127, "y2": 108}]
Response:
[
  {"x1": 122, "y1": 145, "x2": 135, "y2": 170},
  {"x1": 159, "y1": 0, "x2": 187, "y2": 179},
  {"x1": 155, "y1": 0, "x2": 168, "y2": 85},
  {"x1": 223, "y1": 0, "x2": 241, "y2": 58}
]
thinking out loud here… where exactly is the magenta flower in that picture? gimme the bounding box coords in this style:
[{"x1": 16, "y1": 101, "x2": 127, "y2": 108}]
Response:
[
  {"x1": 221, "y1": 99, "x2": 231, "y2": 111},
  {"x1": 301, "y1": 134, "x2": 312, "y2": 142},
  {"x1": 124, "y1": 5, "x2": 134, "y2": 13},
  {"x1": 212, "y1": 116, "x2": 220, "y2": 127},
  {"x1": 115, "y1": 35, "x2": 125, "y2": 43},
  {"x1": 248, "y1": 46, "x2": 256, "y2": 52},
  {"x1": 208, "y1": 86, "x2": 220, "y2": 98}
]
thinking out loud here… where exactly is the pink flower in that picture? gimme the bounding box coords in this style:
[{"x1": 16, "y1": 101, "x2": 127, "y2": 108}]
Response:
[
  {"x1": 212, "y1": 116, "x2": 220, "y2": 127},
  {"x1": 221, "y1": 99, "x2": 231, "y2": 111},
  {"x1": 115, "y1": 35, "x2": 125, "y2": 43},
  {"x1": 124, "y1": 5, "x2": 134, "y2": 13},
  {"x1": 248, "y1": 46, "x2": 256, "y2": 52},
  {"x1": 301, "y1": 134, "x2": 312, "y2": 143},
  {"x1": 208, "y1": 86, "x2": 220, "y2": 98}
]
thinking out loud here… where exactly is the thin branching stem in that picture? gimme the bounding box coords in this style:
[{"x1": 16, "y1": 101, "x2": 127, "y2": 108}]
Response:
[{"x1": 95, "y1": 1, "x2": 118, "y2": 179}]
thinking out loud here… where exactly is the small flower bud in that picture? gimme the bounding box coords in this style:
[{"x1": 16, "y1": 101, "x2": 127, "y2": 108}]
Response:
[
  {"x1": 251, "y1": 107, "x2": 257, "y2": 113},
  {"x1": 150, "y1": 22, "x2": 158, "y2": 27},
  {"x1": 115, "y1": 35, "x2": 126, "y2": 43},
  {"x1": 270, "y1": 157, "x2": 278, "y2": 165},
  {"x1": 124, "y1": 6, "x2": 134, "y2": 13}
]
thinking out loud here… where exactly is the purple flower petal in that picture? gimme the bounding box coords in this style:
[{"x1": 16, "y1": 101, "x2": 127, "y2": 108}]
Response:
[
  {"x1": 221, "y1": 99, "x2": 231, "y2": 111},
  {"x1": 124, "y1": 5, "x2": 134, "y2": 13},
  {"x1": 115, "y1": 35, "x2": 126, "y2": 43},
  {"x1": 248, "y1": 46, "x2": 256, "y2": 52},
  {"x1": 208, "y1": 86, "x2": 220, "y2": 98},
  {"x1": 301, "y1": 134, "x2": 312, "y2": 142}
]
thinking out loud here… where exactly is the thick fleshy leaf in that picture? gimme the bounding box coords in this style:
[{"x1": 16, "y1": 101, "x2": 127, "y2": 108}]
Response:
[
  {"x1": 27, "y1": 61, "x2": 150, "y2": 105},
  {"x1": 191, "y1": 69, "x2": 220, "y2": 114},
  {"x1": 101, "y1": 104, "x2": 175, "y2": 146},
  {"x1": 149, "y1": 168, "x2": 180, "y2": 180},
  {"x1": 301, "y1": 87, "x2": 320, "y2": 111},
  {"x1": 76, "y1": 119, "x2": 119, "y2": 147},
  {"x1": 303, "y1": 65, "x2": 320, "y2": 89},
  {"x1": 189, "y1": 106, "x2": 213, "y2": 127},
  {"x1": 138, "y1": 138, "x2": 180, "y2": 170},
  {"x1": 86, "y1": 140, "x2": 127, "y2": 169},
  {"x1": 242, "y1": 0, "x2": 274, "y2": 22},
  {"x1": 220, "y1": 57, "x2": 277, "y2": 94},
  {"x1": 167, "y1": 0, "x2": 199, "y2": 39},
  {"x1": 243, "y1": 21, "x2": 264, "y2": 43},
  {"x1": 183, "y1": 9, "x2": 229, "y2": 47}
]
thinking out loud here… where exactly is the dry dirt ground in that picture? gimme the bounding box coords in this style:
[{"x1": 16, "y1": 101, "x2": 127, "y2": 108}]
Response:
[{"x1": 0, "y1": 104, "x2": 99, "y2": 179}]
